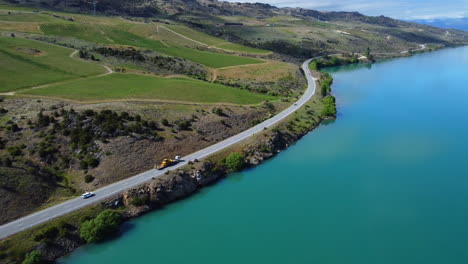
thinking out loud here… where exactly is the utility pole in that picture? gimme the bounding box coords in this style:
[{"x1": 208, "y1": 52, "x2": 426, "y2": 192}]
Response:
[{"x1": 92, "y1": 1, "x2": 97, "y2": 16}]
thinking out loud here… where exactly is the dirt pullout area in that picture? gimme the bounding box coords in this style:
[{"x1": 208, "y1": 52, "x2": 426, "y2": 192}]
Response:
[{"x1": 0, "y1": 97, "x2": 273, "y2": 224}]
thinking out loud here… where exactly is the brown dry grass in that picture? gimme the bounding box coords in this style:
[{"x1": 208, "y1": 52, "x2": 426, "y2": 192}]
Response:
[
  {"x1": 215, "y1": 60, "x2": 297, "y2": 82},
  {"x1": 0, "y1": 21, "x2": 42, "y2": 33}
]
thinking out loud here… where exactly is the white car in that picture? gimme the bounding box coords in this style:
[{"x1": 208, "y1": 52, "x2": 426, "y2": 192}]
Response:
[{"x1": 81, "y1": 192, "x2": 95, "y2": 199}]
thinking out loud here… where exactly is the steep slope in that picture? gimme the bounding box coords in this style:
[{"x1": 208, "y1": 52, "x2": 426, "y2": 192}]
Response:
[{"x1": 4, "y1": 0, "x2": 468, "y2": 58}]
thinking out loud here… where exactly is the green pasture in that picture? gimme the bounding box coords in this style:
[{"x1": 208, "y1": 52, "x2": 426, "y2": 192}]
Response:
[
  {"x1": 20, "y1": 73, "x2": 277, "y2": 104},
  {"x1": 0, "y1": 36, "x2": 105, "y2": 92}
]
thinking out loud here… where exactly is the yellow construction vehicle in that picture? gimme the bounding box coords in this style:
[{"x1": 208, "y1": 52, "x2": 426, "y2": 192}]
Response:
[{"x1": 156, "y1": 156, "x2": 181, "y2": 170}]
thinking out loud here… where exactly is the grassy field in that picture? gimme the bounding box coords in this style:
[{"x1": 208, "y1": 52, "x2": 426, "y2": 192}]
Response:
[
  {"x1": 160, "y1": 46, "x2": 262, "y2": 68},
  {"x1": 213, "y1": 42, "x2": 270, "y2": 54},
  {"x1": 0, "y1": 36, "x2": 106, "y2": 92},
  {"x1": 0, "y1": 9, "x2": 267, "y2": 68},
  {"x1": 0, "y1": 12, "x2": 60, "y2": 22},
  {"x1": 19, "y1": 73, "x2": 277, "y2": 104},
  {"x1": 162, "y1": 24, "x2": 270, "y2": 54},
  {"x1": 41, "y1": 23, "x2": 263, "y2": 68},
  {"x1": 217, "y1": 60, "x2": 297, "y2": 82}
]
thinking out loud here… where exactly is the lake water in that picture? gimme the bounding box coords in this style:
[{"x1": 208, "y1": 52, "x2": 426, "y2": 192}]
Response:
[{"x1": 60, "y1": 46, "x2": 468, "y2": 264}]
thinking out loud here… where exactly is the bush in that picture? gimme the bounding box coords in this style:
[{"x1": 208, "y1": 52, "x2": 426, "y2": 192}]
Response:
[
  {"x1": 80, "y1": 210, "x2": 122, "y2": 243},
  {"x1": 33, "y1": 226, "x2": 59, "y2": 242},
  {"x1": 36, "y1": 112, "x2": 50, "y2": 127},
  {"x1": 22, "y1": 251, "x2": 43, "y2": 264},
  {"x1": 84, "y1": 174, "x2": 95, "y2": 183},
  {"x1": 3, "y1": 157, "x2": 12, "y2": 167},
  {"x1": 176, "y1": 120, "x2": 191, "y2": 131},
  {"x1": 212, "y1": 108, "x2": 223, "y2": 116},
  {"x1": 79, "y1": 215, "x2": 93, "y2": 224},
  {"x1": 131, "y1": 196, "x2": 149, "y2": 207},
  {"x1": 320, "y1": 73, "x2": 333, "y2": 97},
  {"x1": 161, "y1": 119, "x2": 169, "y2": 126},
  {"x1": 80, "y1": 156, "x2": 100, "y2": 170},
  {"x1": 321, "y1": 96, "x2": 337, "y2": 117},
  {"x1": 225, "y1": 152, "x2": 245, "y2": 172},
  {"x1": 7, "y1": 146, "x2": 23, "y2": 157}
]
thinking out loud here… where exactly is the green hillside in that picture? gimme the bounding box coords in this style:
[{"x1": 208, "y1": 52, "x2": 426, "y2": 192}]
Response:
[
  {"x1": 0, "y1": 36, "x2": 106, "y2": 92},
  {"x1": 40, "y1": 23, "x2": 263, "y2": 68},
  {"x1": 20, "y1": 73, "x2": 276, "y2": 104}
]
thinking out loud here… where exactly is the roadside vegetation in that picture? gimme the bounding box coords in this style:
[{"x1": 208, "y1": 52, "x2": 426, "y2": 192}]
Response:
[
  {"x1": 225, "y1": 152, "x2": 245, "y2": 172},
  {"x1": 309, "y1": 54, "x2": 361, "y2": 71},
  {"x1": 0, "y1": 2, "x2": 379, "y2": 263},
  {"x1": 79, "y1": 210, "x2": 122, "y2": 243}
]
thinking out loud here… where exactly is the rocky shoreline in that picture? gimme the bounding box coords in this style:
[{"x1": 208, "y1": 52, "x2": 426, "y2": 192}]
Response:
[{"x1": 30, "y1": 108, "x2": 328, "y2": 263}]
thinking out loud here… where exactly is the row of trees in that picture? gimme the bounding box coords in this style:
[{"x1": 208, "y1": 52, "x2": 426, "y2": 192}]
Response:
[
  {"x1": 310, "y1": 55, "x2": 360, "y2": 71},
  {"x1": 94, "y1": 47, "x2": 207, "y2": 80},
  {"x1": 319, "y1": 72, "x2": 333, "y2": 97}
]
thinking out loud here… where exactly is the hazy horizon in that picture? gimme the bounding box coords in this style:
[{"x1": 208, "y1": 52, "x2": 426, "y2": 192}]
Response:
[{"x1": 224, "y1": 0, "x2": 468, "y2": 20}]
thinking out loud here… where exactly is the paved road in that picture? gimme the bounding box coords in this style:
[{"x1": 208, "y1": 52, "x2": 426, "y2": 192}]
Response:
[{"x1": 0, "y1": 59, "x2": 316, "y2": 240}]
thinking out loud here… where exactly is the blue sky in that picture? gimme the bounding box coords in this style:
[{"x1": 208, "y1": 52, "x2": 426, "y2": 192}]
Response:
[{"x1": 225, "y1": 0, "x2": 468, "y2": 19}]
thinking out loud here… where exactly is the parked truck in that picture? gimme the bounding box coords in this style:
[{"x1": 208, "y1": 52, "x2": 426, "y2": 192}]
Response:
[{"x1": 156, "y1": 156, "x2": 181, "y2": 170}]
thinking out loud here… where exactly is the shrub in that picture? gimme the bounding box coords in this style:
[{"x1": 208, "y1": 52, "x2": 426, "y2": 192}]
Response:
[
  {"x1": 80, "y1": 156, "x2": 100, "y2": 170},
  {"x1": 131, "y1": 196, "x2": 149, "y2": 207},
  {"x1": 212, "y1": 108, "x2": 224, "y2": 116},
  {"x1": 86, "y1": 156, "x2": 100, "y2": 168},
  {"x1": 79, "y1": 160, "x2": 88, "y2": 170},
  {"x1": 321, "y1": 95, "x2": 337, "y2": 117},
  {"x1": 7, "y1": 146, "x2": 23, "y2": 157},
  {"x1": 177, "y1": 120, "x2": 191, "y2": 131},
  {"x1": 22, "y1": 251, "x2": 43, "y2": 264},
  {"x1": 3, "y1": 157, "x2": 12, "y2": 167},
  {"x1": 225, "y1": 152, "x2": 245, "y2": 172},
  {"x1": 33, "y1": 226, "x2": 59, "y2": 242},
  {"x1": 84, "y1": 174, "x2": 95, "y2": 183},
  {"x1": 36, "y1": 112, "x2": 50, "y2": 127},
  {"x1": 80, "y1": 210, "x2": 122, "y2": 243},
  {"x1": 161, "y1": 119, "x2": 169, "y2": 126},
  {"x1": 79, "y1": 215, "x2": 93, "y2": 224}
]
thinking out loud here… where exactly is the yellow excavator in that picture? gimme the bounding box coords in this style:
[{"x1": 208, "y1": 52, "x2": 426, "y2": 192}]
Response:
[{"x1": 156, "y1": 156, "x2": 181, "y2": 170}]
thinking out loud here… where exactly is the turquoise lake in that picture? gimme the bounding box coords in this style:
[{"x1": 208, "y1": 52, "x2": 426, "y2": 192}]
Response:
[{"x1": 61, "y1": 46, "x2": 468, "y2": 264}]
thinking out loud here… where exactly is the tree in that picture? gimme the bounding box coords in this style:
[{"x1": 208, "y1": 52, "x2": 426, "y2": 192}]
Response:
[
  {"x1": 225, "y1": 152, "x2": 245, "y2": 172},
  {"x1": 80, "y1": 210, "x2": 122, "y2": 243},
  {"x1": 22, "y1": 251, "x2": 43, "y2": 264},
  {"x1": 321, "y1": 96, "x2": 337, "y2": 117},
  {"x1": 365, "y1": 47, "x2": 371, "y2": 58}
]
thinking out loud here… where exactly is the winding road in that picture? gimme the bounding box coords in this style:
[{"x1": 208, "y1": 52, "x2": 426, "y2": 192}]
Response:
[{"x1": 0, "y1": 59, "x2": 316, "y2": 240}]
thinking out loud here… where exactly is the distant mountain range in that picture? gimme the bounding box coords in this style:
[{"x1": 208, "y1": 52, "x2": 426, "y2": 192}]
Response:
[
  {"x1": 5, "y1": 0, "x2": 468, "y2": 56},
  {"x1": 409, "y1": 18, "x2": 468, "y2": 31}
]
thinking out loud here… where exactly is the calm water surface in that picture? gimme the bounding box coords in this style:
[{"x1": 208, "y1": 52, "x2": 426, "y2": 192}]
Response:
[{"x1": 61, "y1": 46, "x2": 468, "y2": 264}]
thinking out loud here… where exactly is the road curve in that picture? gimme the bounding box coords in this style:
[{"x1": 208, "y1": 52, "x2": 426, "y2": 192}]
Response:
[{"x1": 0, "y1": 59, "x2": 316, "y2": 240}]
